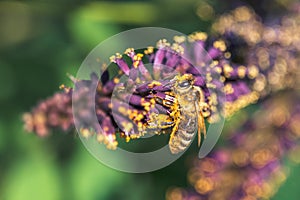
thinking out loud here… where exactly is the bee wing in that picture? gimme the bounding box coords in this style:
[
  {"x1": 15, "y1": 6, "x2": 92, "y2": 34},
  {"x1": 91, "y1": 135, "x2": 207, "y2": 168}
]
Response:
[
  {"x1": 195, "y1": 87, "x2": 207, "y2": 147},
  {"x1": 158, "y1": 73, "x2": 179, "y2": 88},
  {"x1": 198, "y1": 113, "x2": 207, "y2": 146}
]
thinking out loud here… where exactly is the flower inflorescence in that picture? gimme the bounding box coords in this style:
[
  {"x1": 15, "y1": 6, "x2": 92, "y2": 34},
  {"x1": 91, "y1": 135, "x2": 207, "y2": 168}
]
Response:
[{"x1": 23, "y1": 5, "x2": 300, "y2": 153}]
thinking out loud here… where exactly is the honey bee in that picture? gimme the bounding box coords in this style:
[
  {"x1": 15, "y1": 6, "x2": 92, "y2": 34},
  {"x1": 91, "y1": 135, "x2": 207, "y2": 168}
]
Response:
[{"x1": 147, "y1": 74, "x2": 211, "y2": 154}]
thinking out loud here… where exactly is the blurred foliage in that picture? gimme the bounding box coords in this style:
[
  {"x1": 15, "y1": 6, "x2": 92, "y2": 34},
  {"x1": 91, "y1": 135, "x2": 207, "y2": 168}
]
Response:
[{"x1": 1, "y1": 0, "x2": 300, "y2": 200}]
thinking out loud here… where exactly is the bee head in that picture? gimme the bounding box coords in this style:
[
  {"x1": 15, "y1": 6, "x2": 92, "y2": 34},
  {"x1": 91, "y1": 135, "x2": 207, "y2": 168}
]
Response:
[
  {"x1": 175, "y1": 74, "x2": 194, "y2": 90},
  {"x1": 178, "y1": 80, "x2": 191, "y2": 89}
]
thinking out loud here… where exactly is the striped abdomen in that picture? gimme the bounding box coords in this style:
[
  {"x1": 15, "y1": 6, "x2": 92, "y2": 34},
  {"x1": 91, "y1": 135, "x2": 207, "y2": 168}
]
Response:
[{"x1": 169, "y1": 111, "x2": 197, "y2": 154}]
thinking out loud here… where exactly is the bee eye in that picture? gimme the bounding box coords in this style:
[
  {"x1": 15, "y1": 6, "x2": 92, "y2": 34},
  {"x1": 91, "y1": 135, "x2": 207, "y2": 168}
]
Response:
[{"x1": 178, "y1": 80, "x2": 190, "y2": 88}]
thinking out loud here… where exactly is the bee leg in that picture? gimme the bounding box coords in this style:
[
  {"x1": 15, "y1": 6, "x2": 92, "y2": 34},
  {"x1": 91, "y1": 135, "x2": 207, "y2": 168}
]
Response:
[
  {"x1": 194, "y1": 86, "x2": 208, "y2": 146},
  {"x1": 154, "y1": 93, "x2": 177, "y2": 108},
  {"x1": 195, "y1": 97, "x2": 206, "y2": 147},
  {"x1": 146, "y1": 113, "x2": 174, "y2": 130},
  {"x1": 197, "y1": 115, "x2": 201, "y2": 147},
  {"x1": 169, "y1": 114, "x2": 180, "y2": 142},
  {"x1": 193, "y1": 86, "x2": 205, "y2": 102},
  {"x1": 156, "y1": 98, "x2": 174, "y2": 108},
  {"x1": 197, "y1": 113, "x2": 207, "y2": 146},
  {"x1": 169, "y1": 101, "x2": 181, "y2": 137}
]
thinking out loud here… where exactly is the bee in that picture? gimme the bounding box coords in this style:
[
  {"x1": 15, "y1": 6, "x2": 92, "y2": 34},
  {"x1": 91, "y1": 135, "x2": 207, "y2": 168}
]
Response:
[{"x1": 146, "y1": 74, "x2": 210, "y2": 154}]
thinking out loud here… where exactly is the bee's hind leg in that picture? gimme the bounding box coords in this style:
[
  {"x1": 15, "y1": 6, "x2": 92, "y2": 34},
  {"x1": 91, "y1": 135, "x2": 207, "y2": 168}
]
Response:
[
  {"x1": 146, "y1": 113, "x2": 174, "y2": 132},
  {"x1": 196, "y1": 112, "x2": 206, "y2": 147},
  {"x1": 194, "y1": 86, "x2": 208, "y2": 147}
]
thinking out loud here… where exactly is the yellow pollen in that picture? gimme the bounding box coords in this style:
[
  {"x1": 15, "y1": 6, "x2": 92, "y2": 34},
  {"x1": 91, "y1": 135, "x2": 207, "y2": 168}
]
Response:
[
  {"x1": 109, "y1": 55, "x2": 116, "y2": 63},
  {"x1": 213, "y1": 40, "x2": 227, "y2": 51},
  {"x1": 125, "y1": 48, "x2": 134, "y2": 55},
  {"x1": 224, "y1": 52, "x2": 231, "y2": 59},
  {"x1": 220, "y1": 76, "x2": 226, "y2": 82},
  {"x1": 223, "y1": 64, "x2": 233, "y2": 78},
  {"x1": 237, "y1": 65, "x2": 247, "y2": 78},
  {"x1": 135, "y1": 114, "x2": 144, "y2": 121},
  {"x1": 248, "y1": 65, "x2": 259, "y2": 79},
  {"x1": 59, "y1": 84, "x2": 65, "y2": 89},
  {"x1": 234, "y1": 6, "x2": 252, "y2": 22},
  {"x1": 122, "y1": 122, "x2": 133, "y2": 133},
  {"x1": 224, "y1": 83, "x2": 234, "y2": 94},
  {"x1": 148, "y1": 80, "x2": 161, "y2": 88},
  {"x1": 115, "y1": 53, "x2": 122, "y2": 59},
  {"x1": 80, "y1": 128, "x2": 93, "y2": 138},
  {"x1": 195, "y1": 177, "x2": 214, "y2": 194},
  {"x1": 150, "y1": 98, "x2": 156, "y2": 104},
  {"x1": 207, "y1": 83, "x2": 216, "y2": 89},
  {"x1": 118, "y1": 106, "x2": 127, "y2": 115},
  {"x1": 103, "y1": 126, "x2": 109, "y2": 132},
  {"x1": 137, "y1": 122, "x2": 143, "y2": 128},
  {"x1": 214, "y1": 66, "x2": 222, "y2": 73},
  {"x1": 188, "y1": 32, "x2": 208, "y2": 42},
  {"x1": 144, "y1": 46, "x2": 154, "y2": 54},
  {"x1": 173, "y1": 35, "x2": 186, "y2": 43},
  {"x1": 113, "y1": 77, "x2": 120, "y2": 84},
  {"x1": 157, "y1": 39, "x2": 170, "y2": 48}
]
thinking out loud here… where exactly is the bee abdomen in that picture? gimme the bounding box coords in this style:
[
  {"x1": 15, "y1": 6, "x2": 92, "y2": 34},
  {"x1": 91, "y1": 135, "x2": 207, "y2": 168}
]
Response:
[{"x1": 169, "y1": 129, "x2": 195, "y2": 154}]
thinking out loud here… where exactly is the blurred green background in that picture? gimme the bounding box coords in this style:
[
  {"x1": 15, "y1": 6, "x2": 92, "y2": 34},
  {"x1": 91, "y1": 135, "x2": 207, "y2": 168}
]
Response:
[{"x1": 0, "y1": 0, "x2": 300, "y2": 200}]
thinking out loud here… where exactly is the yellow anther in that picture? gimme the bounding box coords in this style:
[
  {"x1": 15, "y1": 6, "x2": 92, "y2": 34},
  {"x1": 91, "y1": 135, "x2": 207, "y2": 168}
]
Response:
[{"x1": 213, "y1": 40, "x2": 227, "y2": 51}]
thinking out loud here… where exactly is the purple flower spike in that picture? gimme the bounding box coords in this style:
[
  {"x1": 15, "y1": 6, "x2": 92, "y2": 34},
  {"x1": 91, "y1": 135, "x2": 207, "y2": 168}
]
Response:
[
  {"x1": 23, "y1": 88, "x2": 73, "y2": 137},
  {"x1": 125, "y1": 48, "x2": 152, "y2": 81},
  {"x1": 110, "y1": 54, "x2": 130, "y2": 76},
  {"x1": 207, "y1": 47, "x2": 222, "y2": 60},
  {"x1": 101, "y1": 79, "x2": 117, "y2": 95},
  {"x1": 24, "y1": 6, "x2": 300, "y2": 154},
  {"x1": 97, "y1": 97, "x2": 111, "y2": 112}
]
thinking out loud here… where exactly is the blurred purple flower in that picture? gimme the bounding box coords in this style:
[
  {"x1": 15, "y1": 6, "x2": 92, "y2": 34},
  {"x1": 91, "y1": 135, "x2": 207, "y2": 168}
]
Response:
[
  {"x1": 165, "y1": 5, "x2": 300, "y2": 199},
  {"x1": 23, "y1": 88, "x2": 73, "y2": 137},
  {"x1": 166, "y1": 91, "x2": 300, "y2": 200}
]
